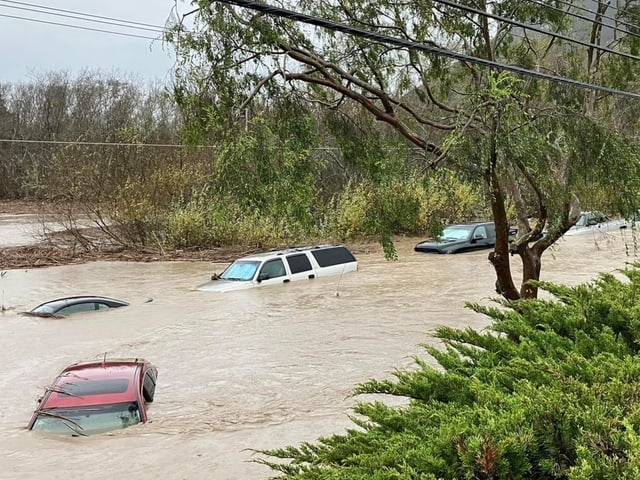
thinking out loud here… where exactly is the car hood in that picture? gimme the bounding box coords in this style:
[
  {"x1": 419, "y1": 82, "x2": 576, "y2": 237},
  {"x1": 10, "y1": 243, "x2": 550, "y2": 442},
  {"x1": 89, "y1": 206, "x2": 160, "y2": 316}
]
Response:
[
  {"x1": 195, "y1": 279, "x2": 254, "y2": 292},
  {"x1": 415, "y1": 238, "x2": 467, "y2": 251}
]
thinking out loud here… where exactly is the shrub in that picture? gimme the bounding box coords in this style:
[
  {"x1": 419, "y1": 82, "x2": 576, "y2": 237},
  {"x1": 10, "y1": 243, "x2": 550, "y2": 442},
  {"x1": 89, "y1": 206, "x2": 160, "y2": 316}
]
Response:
[
  {"x1": 110, "y1": 164, "x2": 209, "y2": 246},
  {"x1": 328, "y1": 173, "x2": 486, "y2": 240},
  {"x1": 262, "y1": 267, "x2": 640, "y2": 479}
]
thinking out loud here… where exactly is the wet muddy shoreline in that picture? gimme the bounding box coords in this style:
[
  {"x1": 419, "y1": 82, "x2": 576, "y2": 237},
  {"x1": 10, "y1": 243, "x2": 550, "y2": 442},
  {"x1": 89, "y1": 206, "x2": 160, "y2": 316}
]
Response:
[{"x1": 0, "y1": 200, "x2": 383, "y2": 269}]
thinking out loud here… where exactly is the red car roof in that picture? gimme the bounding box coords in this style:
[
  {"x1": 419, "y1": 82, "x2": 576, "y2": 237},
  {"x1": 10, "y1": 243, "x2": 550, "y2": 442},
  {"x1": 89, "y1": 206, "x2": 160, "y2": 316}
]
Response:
[{"x1": 41, "y1": 360, "x2": 145, "y2": 409}]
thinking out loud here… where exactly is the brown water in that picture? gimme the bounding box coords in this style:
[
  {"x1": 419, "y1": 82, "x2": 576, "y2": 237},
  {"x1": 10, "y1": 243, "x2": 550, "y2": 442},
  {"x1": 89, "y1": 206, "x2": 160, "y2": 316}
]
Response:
[
  {"x1": 0, "y1": 214, "x2": 45, "y2": 247},
  {"x1": 0, "y1": 232, "x2": 636, "y2": 479}
]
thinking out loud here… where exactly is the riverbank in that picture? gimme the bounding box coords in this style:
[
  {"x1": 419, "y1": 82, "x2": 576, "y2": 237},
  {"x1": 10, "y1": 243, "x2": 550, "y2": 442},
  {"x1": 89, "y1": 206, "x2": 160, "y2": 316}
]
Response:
[{"x1": 0, "y1": 200, "x2": 383, "y2": 270}]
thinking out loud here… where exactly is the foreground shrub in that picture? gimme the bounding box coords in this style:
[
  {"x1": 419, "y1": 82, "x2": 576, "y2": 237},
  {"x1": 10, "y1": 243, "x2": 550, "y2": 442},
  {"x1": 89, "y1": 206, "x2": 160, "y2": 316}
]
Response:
[{"x1": 262, "y1": 268, "x2": 640, "y2": 479}]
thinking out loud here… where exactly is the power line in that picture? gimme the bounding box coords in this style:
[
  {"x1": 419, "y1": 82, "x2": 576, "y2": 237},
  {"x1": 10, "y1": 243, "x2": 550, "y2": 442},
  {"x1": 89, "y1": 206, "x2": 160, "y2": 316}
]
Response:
[
  {"x1": 0, "y1": 0, "x2": 165, "y2": 30},
  {"x1": 0, "y1": 138, "x2": 212, "y2": 148},
  {"x1": 0, "y1": 12, "x2": 159, "y2": 40},
  {"x1": 523, "y1": 0, "x2": 640, "y2": 42},
  {"x1": 0, "y1": 2, "x2": 166, "y2": 34},
  {"x1": 545, "y1": 0, "x2": 640, "y2": 28},
  {"x1": 0, "y1": 138, "x2": 405, "y2": 152},
  {"x1": 431, "y1": 0, "x2": 640, "y2": 62},
  {"x1": 209, "y1": 0, "x2": 640, "y2": 100}
]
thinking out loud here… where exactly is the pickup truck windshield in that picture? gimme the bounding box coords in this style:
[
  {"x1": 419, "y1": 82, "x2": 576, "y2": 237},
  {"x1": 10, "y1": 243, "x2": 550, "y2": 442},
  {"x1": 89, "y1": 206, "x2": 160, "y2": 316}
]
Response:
[{"x1": 220, "y1": 260, "x2": 260, "y2": 281}]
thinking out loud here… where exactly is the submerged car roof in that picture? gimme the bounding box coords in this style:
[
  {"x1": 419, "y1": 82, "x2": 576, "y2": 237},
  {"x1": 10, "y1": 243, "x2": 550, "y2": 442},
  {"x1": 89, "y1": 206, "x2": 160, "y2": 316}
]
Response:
[
  {"x1": 233, "y1": 244, "x2": 353, "y2": 262},
  {"x1": 446, "y1": 222, "x2": 493, "y2": 227},
  {"x1": 41, "y1": 359, "x2": 148, "y2": 409},
  {"x1": 31, "y1": 296, "x2": 129, "y2": 311}
]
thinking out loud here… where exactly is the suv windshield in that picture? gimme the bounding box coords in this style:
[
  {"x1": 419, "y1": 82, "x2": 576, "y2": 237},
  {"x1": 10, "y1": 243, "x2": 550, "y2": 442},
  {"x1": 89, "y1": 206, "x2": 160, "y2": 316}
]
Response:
[
  {"x1": 32, "y1": 402, "x2": 141, "y2": 436},
  {"x1": 220, "y1": 260, "x2": 260, "y2": 281},
  {"x1": 439, "y1": 226, "x2": 474, "y2": 241}
]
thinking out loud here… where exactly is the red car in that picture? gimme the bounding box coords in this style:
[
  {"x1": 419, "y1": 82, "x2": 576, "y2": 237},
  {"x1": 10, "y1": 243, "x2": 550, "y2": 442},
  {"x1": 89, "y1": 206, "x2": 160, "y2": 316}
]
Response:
[{"x1": 28, "y1": 359, "x2": 157, "y2": 436}]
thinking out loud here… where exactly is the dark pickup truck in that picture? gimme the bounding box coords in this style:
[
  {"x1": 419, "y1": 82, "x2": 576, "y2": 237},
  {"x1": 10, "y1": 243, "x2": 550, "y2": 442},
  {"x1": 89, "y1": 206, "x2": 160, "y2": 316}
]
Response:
[{"x1": 414, "y1": 222, "x2": 496, "y2": 254}]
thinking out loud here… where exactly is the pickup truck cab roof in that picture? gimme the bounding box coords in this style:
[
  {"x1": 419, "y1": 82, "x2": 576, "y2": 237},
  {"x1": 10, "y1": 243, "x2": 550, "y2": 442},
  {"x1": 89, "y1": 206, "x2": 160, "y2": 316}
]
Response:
[{"x1": 197, "y1": 244, "x2": 358, "y2": 292}]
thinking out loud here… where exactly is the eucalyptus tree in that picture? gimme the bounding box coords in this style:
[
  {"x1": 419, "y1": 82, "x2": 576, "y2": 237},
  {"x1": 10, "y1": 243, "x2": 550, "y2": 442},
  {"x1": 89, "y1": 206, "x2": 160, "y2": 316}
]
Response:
[{"x1": 168, "y1": 0, "x2": 640, "y2": 299}]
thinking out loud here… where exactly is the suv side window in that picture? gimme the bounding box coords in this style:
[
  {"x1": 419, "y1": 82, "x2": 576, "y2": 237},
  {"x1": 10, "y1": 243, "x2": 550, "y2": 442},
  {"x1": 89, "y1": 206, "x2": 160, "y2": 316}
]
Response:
[
  {"x1": 286, "y1": 254, "x2": 312, "y2": 274},
  {"x1": 259, "y1": 259, "x2": 286, "y2": 279},
  {"x1": 311, "y1": 246, "x2": 356, "y2": 267}
]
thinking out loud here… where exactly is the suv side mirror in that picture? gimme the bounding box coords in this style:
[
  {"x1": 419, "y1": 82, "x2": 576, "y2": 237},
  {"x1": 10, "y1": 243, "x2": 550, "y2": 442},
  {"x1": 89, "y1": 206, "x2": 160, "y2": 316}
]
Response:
[{"x1": 257, "y1": 272, "x2": 270, "y2": 282}]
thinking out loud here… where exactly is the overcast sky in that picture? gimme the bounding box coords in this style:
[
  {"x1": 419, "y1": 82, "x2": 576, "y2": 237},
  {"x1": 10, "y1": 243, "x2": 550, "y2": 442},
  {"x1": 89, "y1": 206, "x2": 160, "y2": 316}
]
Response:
[{"x1": 0, "y1": 0, "x2": 183, "y2": 84}]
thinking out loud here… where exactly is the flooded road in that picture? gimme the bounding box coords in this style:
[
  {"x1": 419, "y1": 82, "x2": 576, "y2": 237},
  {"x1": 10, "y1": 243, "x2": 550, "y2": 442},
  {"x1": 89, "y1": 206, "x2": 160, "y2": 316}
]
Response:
[
  {"x1": 0, "y1": 231, "x2": 637, "y2": 479},
  {"x1": 0, "y1": 214, "x2": 45, "y2": 247}
]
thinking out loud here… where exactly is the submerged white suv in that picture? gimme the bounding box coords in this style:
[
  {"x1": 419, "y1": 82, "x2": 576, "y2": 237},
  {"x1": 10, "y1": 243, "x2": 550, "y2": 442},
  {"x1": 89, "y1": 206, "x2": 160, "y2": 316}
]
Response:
[{"x1": 196, "y1": 244, "x2": 358, "y2": 292}]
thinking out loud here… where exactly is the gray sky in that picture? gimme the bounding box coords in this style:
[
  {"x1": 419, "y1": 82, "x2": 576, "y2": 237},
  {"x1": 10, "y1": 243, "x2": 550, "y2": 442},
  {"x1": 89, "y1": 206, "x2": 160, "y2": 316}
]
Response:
[{"x1": 0, "y1": 0, "x2": 183, "y2": 83}]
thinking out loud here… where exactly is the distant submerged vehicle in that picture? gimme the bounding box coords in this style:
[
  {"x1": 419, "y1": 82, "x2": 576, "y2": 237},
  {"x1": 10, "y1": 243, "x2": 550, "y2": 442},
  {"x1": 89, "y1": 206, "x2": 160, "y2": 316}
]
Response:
[{"x1": 414, "y1": 222, "x2": 496, "y2": 254}]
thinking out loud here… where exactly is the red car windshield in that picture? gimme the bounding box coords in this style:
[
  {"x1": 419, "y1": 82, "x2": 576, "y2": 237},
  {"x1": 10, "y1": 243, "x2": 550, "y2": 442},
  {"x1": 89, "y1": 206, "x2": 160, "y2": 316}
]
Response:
[{"x1": 32, "y1": 402, "x2": 141, "y2": 436}]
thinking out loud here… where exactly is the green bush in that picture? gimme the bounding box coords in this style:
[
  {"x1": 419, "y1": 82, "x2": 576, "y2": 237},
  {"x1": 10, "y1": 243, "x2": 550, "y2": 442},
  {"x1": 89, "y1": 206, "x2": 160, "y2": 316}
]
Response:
[
  {"x1": 110, "y1": 164, "x2": 209, "y2": 246},
  {"x1": 262, "y1": 268, "x2": 640, "y2": 479},
  {"x1": 328, "y1": 173, "x2": 485, "y2": 240},
  {"x1": 165, "y1": 203, "x2": 209, "y2": 248},
  {"x1": 165, "y1": 194, "x2": 324, "y2": 250}
]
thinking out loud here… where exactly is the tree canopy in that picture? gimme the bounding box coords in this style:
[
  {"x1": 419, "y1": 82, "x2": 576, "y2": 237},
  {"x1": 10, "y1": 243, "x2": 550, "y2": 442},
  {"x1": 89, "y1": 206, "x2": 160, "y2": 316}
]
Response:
[{"x1": 168, "y1": 0, "x2": 640, "y2": 298}]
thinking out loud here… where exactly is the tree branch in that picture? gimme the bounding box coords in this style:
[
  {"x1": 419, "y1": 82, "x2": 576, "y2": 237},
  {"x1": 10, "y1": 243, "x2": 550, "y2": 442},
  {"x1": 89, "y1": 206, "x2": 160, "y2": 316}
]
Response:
[
  {"x1": 285, "y1": 46, "x2": 457, "y2": 131},
  {"x1": 283, "y1": 69, "x2": 441, "y2": 154}
]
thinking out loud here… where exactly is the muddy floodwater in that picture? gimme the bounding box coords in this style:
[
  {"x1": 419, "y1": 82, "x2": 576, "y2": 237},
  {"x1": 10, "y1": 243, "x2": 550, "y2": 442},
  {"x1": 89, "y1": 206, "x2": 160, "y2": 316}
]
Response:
[
  {"x1": 0, "y1": 230, "x2": 638, "y2": 479},
  {"x1": 0, "y1": 214, "x2": 46, "y2": 247}
]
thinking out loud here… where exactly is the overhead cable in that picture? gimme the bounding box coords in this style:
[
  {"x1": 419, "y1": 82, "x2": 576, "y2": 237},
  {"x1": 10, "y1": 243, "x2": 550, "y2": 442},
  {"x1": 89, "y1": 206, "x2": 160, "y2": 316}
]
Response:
[
  {"x1": 0, "y1": 138, "x2": 353, "y2": 150},
  {"x1": 541, "y1": 0, "x2": 640, "y2": 29},
  {"x1": 209, "y1": 0, "x2": 640, "y2": 99},
  {"x1": 0, "y1": 12, "x2": 158, "y2": 40},
  {"x1": 0, "y1": 138, "x2": 400, "y2": 152},
  {"x1": 0, "y1": 2, "x2": 166, "y2": 33},
  {"x1": 0, "y1": 0, "x2": 165, "y2": 30},
  {"x1": 0, "y1": 138, "x2": 210, "y2": 148},
  {"x1": 430, "y1": 0, "x2": 640, "y2": 62},
  {"x1": 523, "y1": 0, "x2": 640, "y2": 41}
]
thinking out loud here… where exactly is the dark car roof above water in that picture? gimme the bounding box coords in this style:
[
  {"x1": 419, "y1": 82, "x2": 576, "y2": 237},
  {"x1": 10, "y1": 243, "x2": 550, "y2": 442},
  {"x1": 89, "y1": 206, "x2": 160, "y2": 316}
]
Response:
[
  {"x1": 414, "y1": 222, "x2": 496, "y2": 254},
  {"x1": 30, "y1": 296, "x2": 129, "y2": 313},
  {"x1": 445, "y1": 222, "x2": 494, "y2": 229}
]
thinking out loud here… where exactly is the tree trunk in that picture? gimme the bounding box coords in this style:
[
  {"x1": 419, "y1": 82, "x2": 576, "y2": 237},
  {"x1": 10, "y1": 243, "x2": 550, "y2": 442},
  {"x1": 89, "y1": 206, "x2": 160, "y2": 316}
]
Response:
[
  {"x1": 486, "y1": 140, "x2": 520, "y2": 300},
  {"x1": 515, "y1": 244, "x2": 542, "y2": 299}
]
